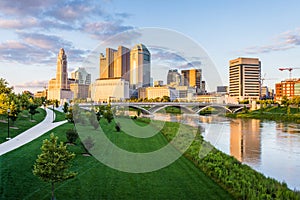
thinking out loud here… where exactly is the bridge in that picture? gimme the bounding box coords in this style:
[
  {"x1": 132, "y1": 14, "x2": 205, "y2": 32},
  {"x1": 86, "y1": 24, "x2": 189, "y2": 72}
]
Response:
[{"x1": 79, "y1": 102, "x2": 249, "y2": 115}]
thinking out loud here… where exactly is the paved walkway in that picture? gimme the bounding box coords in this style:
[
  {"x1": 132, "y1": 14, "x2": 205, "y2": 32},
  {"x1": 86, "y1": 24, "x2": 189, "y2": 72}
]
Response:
[{"x1": 0, "y1": 108, "x2": 67, "y2": 156}]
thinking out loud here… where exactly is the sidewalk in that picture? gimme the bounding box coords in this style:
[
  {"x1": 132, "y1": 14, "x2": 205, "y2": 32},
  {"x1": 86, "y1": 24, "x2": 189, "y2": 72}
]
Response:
[{"x1": 0, "y1": 108, "x2": 67, "y2": 156}]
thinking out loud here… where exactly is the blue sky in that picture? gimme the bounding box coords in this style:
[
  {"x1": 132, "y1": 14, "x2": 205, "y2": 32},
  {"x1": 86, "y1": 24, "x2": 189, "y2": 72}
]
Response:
[{"x1": 1, "y1": 0, "x2": 300, "y2": 93}]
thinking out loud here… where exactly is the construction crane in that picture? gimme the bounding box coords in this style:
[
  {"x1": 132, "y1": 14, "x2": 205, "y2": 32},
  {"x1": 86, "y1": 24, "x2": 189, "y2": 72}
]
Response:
[
  {"x1": 261, "y1": 73, "x2": 277, "y2": 86},
  {"x1": 279, "y1": 67, "x2": 300, "y2": 79}
]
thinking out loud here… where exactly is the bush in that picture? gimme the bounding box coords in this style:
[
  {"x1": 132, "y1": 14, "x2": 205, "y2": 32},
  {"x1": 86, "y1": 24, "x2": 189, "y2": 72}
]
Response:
[
  {"x1": 115, "y1": 122, "x2": 121, "y2": 132},
  {"x1": 66, "y1": 129, "x2": 78, "y2": 144}
]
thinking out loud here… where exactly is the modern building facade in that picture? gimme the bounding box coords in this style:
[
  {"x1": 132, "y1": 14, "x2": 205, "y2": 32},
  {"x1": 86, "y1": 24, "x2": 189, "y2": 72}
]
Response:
[
  {"x1": 69, "y1": 67, "x2": 91, "y2": 99},
  {"x1": 90, "y1": 78, "x2": 129, "y2": 102},
  {"x1": 167, "y1": 69, "x2": 181, "y2": 86},
  {"x1": 71, "y1": 67, "x2": 91, "y2": 85},
  {"x1": 275, "y1": 79, "x2": 300, "y2": 102},
  {"x1": 181, "y1": 69, "x2": 202, "y2": 93},
  {"x1": 229, "y1": 57, "x2": 261, "y2": 101},
  {"x1": 130, "y1": 44, "x2": 151, "y2": 89},
  {"x1": 47, "y1": 48, "x2": 73, "y2": 101},
  {"x1": 99, "y1": 46, "x2": 130, "y2": 81},
  {"x1": 138, "y1": 86, "x2": 178, "y2": 101}
]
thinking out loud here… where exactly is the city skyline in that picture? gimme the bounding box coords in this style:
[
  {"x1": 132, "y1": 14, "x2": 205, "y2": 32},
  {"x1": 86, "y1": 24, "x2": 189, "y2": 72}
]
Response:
[{"x1": 1, "y1": 1, "x2": 300, "y2": 93}]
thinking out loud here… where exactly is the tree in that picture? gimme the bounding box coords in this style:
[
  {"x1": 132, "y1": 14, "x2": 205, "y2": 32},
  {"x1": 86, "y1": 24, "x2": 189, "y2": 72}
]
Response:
[
  {"x1": 28, "y1": 104, "x2": 39, "y2": 120},
  {"x1": 104, "y1": 105, "x2": 114, "y2": 123},
  {"x1": 115, "y1": 122, "x2": 121, "y2": 132},
  {"x1": 63, "y1": 102, "x2": 69, "y2": 113},
  {"x1": 0, "y1": 78, "x2": 13, "y2": 94},
  {"x1": 66, "y1": 129, "x2": 78, "y2": 144},
  {"x1": 55, "y1": 100, "x2": 59, "y2": 108},
  {"x1": 8, "y1": 101, "x2": 20, "y2": 126},
  {"x1": 33, "y1": 133, "x2": 76, "y2": 200}
]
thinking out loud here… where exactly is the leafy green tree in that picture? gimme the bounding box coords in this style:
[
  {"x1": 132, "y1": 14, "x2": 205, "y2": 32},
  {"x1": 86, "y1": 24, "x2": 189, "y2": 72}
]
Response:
[
  {"x1": 55, "y1": 100, "x2": 59, "y2": 108},
  {"x1": 8, "y1": 101, "x2": 20, "y2": 125},
  {"x1": 33, "y1": 133, "x2": 77, "y2": 200},
  {"x1": 28, "y1": 104, "x2": 39, "y2": 120},
  {"x1": 66, "y1": 106, "x2": 74, "y2": 123},
  {"x1": 66, "y1": 129, "x2": 78, "y2": 144},
  {"x1": 63, "y1": 102, "x2": 69, "y2": 113},
  {"x1": 18, "y1": 93, "x2": 30, "y2": 110},
  {"x1": 162, "y1": 95, "x2": 170, "y2": 102},
  {"x1": 0, "y1": 78, "x2": 13, "y2": 94},
  {"x1": 115, "y1": 122, "x2": 121, "y2": 132},
  {"x1": 104, "y1": 105, "x2": 114, "y2": 123},
  {"x1": 0, "y1": 93, "x2": 9, "y2": 118},
  {"x1": 281, "y1": 96, "x2": 289, "y2": 107}
]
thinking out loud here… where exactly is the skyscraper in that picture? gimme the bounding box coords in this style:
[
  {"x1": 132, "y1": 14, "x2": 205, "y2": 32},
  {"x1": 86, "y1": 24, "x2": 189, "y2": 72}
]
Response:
[
  {"x1": 181, "y1": 69, "x2": 202, "y2": 93},
  {"x1": 167, "y1": 69, "x2": 181, "y2": 86},
  {"x1": 71, "y1": 67, "x2": 91, "y2": 85},
  {"x1": 229, "y1": 57, "x2": 261, "y2": 101},
  {"x1": 56, "y1": 48, "x2": 68, "y2": 89},
  {"x1": 130, "y1": 44, "x2": 151, "y2": 88},
  {"x1": 48, "y1": 48, "x2": 73, "y2": 101},
  {"x1": 99, "y1": 46, "x2": 130, "y2": 80}
]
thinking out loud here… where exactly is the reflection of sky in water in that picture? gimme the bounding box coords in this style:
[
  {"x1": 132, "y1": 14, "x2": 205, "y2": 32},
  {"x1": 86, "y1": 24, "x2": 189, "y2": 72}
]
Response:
[{"x1": 153, "y1": 113, "x2": 300, "y2": 190}]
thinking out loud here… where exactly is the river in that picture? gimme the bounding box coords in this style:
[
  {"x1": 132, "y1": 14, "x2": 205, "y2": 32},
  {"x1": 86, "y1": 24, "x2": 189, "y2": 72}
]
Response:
[{"x1": 152, "y1": 113, "x2": 300, "y2": 190}]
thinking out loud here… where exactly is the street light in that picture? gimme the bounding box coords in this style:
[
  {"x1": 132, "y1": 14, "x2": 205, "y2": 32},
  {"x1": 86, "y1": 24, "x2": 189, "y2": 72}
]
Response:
[
  {"x1": 52, "y1": 103, "x2": 55, "y2": 123},
  {"x1": 7, "y1": 108, "x2": 11, "y2": 140}
]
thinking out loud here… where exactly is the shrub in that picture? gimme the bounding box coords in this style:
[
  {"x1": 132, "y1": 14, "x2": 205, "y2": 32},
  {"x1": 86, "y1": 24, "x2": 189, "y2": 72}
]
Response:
[
  {"x1": 66, "y1": 129, "x2": 78, "y2": 144},
  {"x1": 115, "y1": 122, "x2": 121, "y2": 132}
]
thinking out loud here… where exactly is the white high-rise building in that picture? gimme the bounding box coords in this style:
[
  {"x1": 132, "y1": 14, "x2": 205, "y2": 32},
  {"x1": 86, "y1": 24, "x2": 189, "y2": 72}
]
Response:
[
  {"x1": 71, "y1": 67, "x2": 91, "y2": 85},
  {"x1": 229, "y1": 57, "x2": 261, "y2": 101}
]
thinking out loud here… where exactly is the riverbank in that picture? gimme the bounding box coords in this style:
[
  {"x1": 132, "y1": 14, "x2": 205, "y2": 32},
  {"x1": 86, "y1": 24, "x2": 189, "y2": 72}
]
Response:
[
  {"x1": 153, "y1": 118, "x2": 300, "y2": 199},
  {"x1": 226, "y1": 106, "x2": 300, "y2": 122}
]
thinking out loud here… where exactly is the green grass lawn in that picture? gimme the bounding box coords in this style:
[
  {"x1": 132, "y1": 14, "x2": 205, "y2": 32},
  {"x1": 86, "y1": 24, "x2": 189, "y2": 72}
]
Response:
[
  {"x1": 0, "y1": 108, "x2": 46, "y2": 143},
  {"x1": 0, "y1": 118, "x2": 233, "y2": 200},
  {"x1": 49, "y1": 108, "x2": 66, "y2": 122},
  {"x1": 227, "y1": 106, "x2": 300, "y2": 122}
]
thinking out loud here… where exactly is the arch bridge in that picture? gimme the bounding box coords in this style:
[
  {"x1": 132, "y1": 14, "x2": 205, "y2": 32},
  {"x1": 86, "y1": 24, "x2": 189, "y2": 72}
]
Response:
[{"x1": 79, "y1": 102, "x2": 248, "y2": 115}]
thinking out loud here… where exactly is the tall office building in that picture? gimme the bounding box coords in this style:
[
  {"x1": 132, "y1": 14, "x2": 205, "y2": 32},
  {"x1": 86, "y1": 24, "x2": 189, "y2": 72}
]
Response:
[
  {"x1": 167, "y1": 69, "x2": 181, "y2": 86},
  {"x1": 71, "y1": 67, "x2": 91, "y2": 85},
  {"x1": 130, "y1": 44, "x2": 151, "y2": 88},
  {"x1": 48, "y1": 48, "x2": 73, "y2": 101},
  {"x1": 56, "y1": 48, "x2": 68, "y2": 89},
  {"x1": 99, "y1": 46, "x2": 130, "y2": 80},
  {"x1": 229, "y1": 57, "x2": 261, "y2": 101},
  {"x1": 69, "y1": 67, "x2": 91, "y2": 99},
  {"x1": 181, "y1": 69, "x2": 202, "y2": 93}
]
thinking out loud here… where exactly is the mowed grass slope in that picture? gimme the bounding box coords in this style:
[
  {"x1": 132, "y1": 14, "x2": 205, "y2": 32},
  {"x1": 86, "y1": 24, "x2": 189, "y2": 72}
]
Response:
[
  {"x1": 0, "y1": 119, "x2": 233, "y2": 200},
  {"x1": 0, "y1": 108, "x2": 46, "y2": 143}
]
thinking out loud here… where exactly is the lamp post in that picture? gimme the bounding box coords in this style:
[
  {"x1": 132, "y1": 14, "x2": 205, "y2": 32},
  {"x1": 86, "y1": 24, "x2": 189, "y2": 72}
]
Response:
[
  {"x1": 7, "y1": 108, "x2": 11, "y2": 140},
  {"x1": 52, "y1": 103, "x2": 55, "y2": 123}
]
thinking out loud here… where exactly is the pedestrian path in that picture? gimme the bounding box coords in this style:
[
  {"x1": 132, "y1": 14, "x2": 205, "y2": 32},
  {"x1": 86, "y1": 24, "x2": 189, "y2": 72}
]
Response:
[{"x1": 0, "y1": 108, "x2": 67, "y2": 156}]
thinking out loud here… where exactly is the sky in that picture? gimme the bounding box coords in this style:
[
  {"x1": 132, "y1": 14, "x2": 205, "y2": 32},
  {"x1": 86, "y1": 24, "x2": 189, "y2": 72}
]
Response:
[{"x1": 1, "y1": 0, "x2": 300, "y2": 93}]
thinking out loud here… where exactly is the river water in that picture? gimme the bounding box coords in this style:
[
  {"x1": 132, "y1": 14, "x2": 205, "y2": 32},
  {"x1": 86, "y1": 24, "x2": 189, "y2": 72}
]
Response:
[{"x1": 152, "y1": 113, "x2": 300, "y2": 190}]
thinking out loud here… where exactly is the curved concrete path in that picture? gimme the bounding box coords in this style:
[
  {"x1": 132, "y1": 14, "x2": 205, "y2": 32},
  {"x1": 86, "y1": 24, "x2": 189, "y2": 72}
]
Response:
[{"x1": 0, "y1": 108, "x2": 67, "y2": 156}]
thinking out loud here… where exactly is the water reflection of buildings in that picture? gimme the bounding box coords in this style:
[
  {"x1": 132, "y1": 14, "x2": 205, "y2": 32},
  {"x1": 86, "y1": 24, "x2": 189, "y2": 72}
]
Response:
[
  {"x1": 230, "y1": 119, "x2": 261, "y2": 163},
  {"x1": 276, "y1": 123, "x2": 300, "y2": 134}
]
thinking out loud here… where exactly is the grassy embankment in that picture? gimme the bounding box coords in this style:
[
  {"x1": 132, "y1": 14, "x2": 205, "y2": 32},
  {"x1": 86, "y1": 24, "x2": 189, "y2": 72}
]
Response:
[
  {"x1": 0, "y1": 108, "x2": 46, "y2": 143},
  {"x1": 0, "y1": 117, "x2": 232, "y2": 200},
  {"x1": 159, "y1": 118, "x2": 300, "y2": 199},
  {"x1": 226, "y1": 106, "x2": 300, "y2": 122}
]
